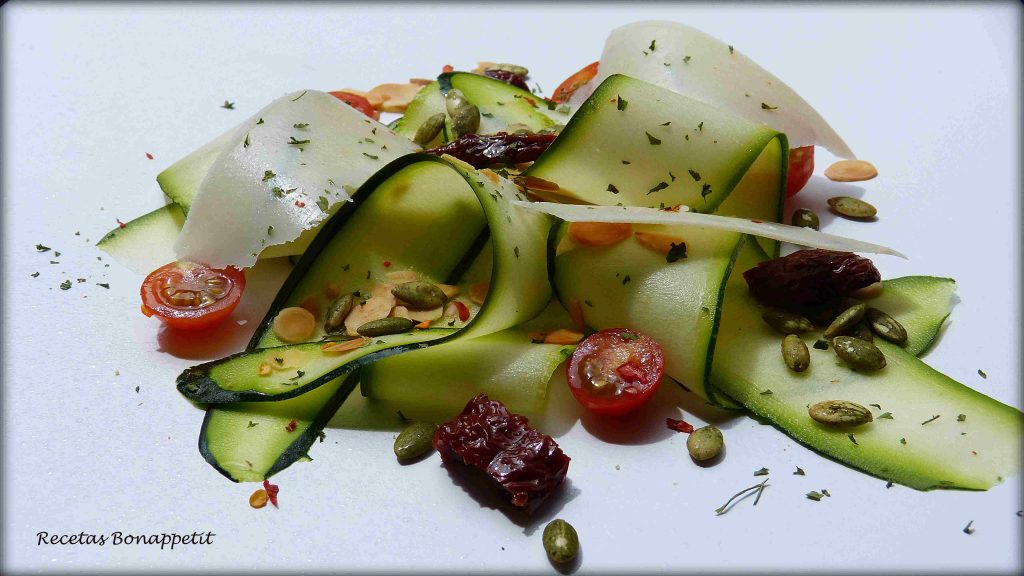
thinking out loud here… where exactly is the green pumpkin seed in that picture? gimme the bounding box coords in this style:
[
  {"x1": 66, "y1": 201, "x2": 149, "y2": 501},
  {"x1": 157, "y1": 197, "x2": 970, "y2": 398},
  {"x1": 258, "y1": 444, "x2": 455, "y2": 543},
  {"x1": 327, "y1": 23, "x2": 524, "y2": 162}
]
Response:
[
  {"x1": 866, "y1": 308, "x2": 908, "y2": 344},
  {"x1": 848, "y1": 321, "x2": 874, "y2": 343},
  {"x1": 832, "y1": 336, "x2": 886, "y2": 371},
  {"x1": 413, "y1": 113, "x2": 446, "y2": 146},
  {"x1": 542, "y1": 519, "x2": 579, "y2": 565},
  {"x1": 444, "y1": 88, "x2": 469, "y2": 117},
  {"x1": 782, "y1": 334, "x2": 810, "y2": 372},
  {"x1": 392, "y1": 281, "x2": 448, "y2": 309},
  {"x1": 686, "y1": 425, "x2": 724, "y2": 461},
  {"x1": 824, "y1": 303, "x2": 867, "y2": 339},
  {"x1": 451, "y1": 104, "x2": 481, "y2": 138},
  {"x1": 356, "y1": 316, "x2": 415, "y2": 337},
  {"x1": 762, "y1": 309, "x2": 814, "y2": 334},
  {"x1": 487, "y1": 63, "x2": 529, "y2": 77},
  {"x1": 324, "y1": 293, "x2": 357, "y2": 334},
  {"x1": 393, "y1": 422, "x2": 437, "y2": 461},
  {"x1": 827, "y1": 196, "x2": 877, "y2": 219},
  {"x1": 791, "y1": 208, "x2": 819, "y2": 230},
  {"x1": 808, "y1": 400, "x2": 874, "y2": 427}
]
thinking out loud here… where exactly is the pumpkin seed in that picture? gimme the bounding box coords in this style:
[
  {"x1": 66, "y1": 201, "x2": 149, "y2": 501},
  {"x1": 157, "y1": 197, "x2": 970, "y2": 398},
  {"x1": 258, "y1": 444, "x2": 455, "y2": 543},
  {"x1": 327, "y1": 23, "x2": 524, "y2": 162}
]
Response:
[
  {"x1": 762, "y1": 309, "x2": 814, "y2": 334},
  {"x1": 866, "y1": 307, "x2": 908, "y2": 344},
  {"x1": 356, "y1": 316, "x2": 415, "y2": 337},
  {"x1": 823, "y1": 303, "x2": 867, "y2": 339},
  {"x1": 543, "y1": 519, "x2": 579, "y2": 565},
  {"x1": 832, "y1": 336, "x2": 886, "y2": 371},
  {"x1": 324, "y1": 293, "x2": 357, "y2": 334},
  {"x1": 791, "y1": 208, "x2": 819, "y2": 230},
  {"x1": 444, "y1": 88, "x2": 469, "y2": 117},
  {"x1": 848, "y1": 321, "x2": 874, "y2": 343},
  {"x1": 824, "y1": 159, "x2": 878, "y2": 182},
  {"x1": 451, "y1": 103, "x2": 481, "y2": 138},
  {"x1": 782, "y1": 334, "x2": 810, "y2": 372},
  {"x1": 827, "y1": 196, "x2": 877, "y2": 219},
  {"x1": 413, "y1": 113, "x2": 446, "y2": 146},
  {"x1": 393, "y1": 421, "x2": 437, "y2": 461},
  {"x1": 808, "y1": 400, "x2": 874, "y2": 427},
  {"x1": 686, "y1": 425, "x2": 724, "y2": 461},
  {"x1": 487, "y1": 63, "x2": 529, "y2": 77},
  {"x1": 392, "y1": 281, "x2": 448, "y2": 309}
]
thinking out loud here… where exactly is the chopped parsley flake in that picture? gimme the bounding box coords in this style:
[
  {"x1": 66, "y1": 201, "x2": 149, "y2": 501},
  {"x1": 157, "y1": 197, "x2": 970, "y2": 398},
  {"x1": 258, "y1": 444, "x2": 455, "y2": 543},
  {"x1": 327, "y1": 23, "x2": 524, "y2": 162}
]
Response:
[
  {"x1": 666, "y1": 242, "x2": 687, "y2": 263},
  {"x1": 648, "y1": 181, "x2": 669, "y2": 194},
  {"x1": 619, "y1": 332, "x2": 639, "y2": 341},
  {"x1": 621, "y1": 275, "x2": 631, "y2": 285},
  {"x1": 60, "y1": 280, "x2": 71, "y2": 290},
  {"x1": 31, "y1": 272, "x2": 39, "y2": 278},
  {"x1": 728, "y1": 45, "x2": 734, "y2": 54},
  {"x1": 288, "y1": 136, "x2": 311, "y2": 145},
  {"x1": 262, "y1": 170, "x2": 276, "y2": 181},
  {"x1": 293, "y1": 123, "x2": 309, "y2": 129},
  {"x1": 688, "y1": 169, "x2": 701, "y2": 181},
  {"x1": 272, "y1": 187, "x2": 285, "y2": 198},
  {"x1": 806, "y1": 491, "x2": 823, "y2": 502},
  {"x1": 649, "y1": 39, "x2": 657, "y2": 51},
  {"x1": 221, "y1": 100, "x2": 235, "y2": 109},
  {"x1": 878, "y1": 412, "x2": 894, "y2": 419},
  {"x1": 362, "y1": 152, "x2": 379, "y2": 160},
  {"x1": 514, "y1": 246, "x2": 520, "y2": 259},
  {"x1": 622, "y1": 160, "x2": 631, "y2": 165},
  {"x1": 317, "y1": 196, "x2": 329, "y2": 212},
  {"x1": 257, "y1": 118, "x2": 265, "y2": 125},
  {"x1": 35, "y1": 244, "x2": 51, "y2": 252},
  {"x1": 813, "y1": 339, "x2": 829, "y2": 350},
  {"x1": 96, "y1": 283, "x2": 110, "y2": 289},
  {"x1": 701, "y1": 183, "x2": 713, "y2": 199},
  {"x1": 645, "y1": 132, "x2": 662, "y2": 145},
  {"x1": 244, "y1": 133, "x2": 251, "y2": 148},
  {"x1": 617, "y1": 95, "x2": 628, "y2": 111},
  {"x1": 794, "y1": 467, "x2": 805, "y2": 476},
  {"x1": 761, "y1": 102, "x2": 778, "y2": 110},
  {"x1": 977, "y1": 369, "x2": 987, "y2": 378},
  {"x1": 683, "y1": 55, "x2": 691, "y2": 64},
  {"x1": 606, "y1": 184, "x2": 620, "y2": 194},
  {"x1": 848, "y1": 433, "x2": 858, "y2": 445},
  {"x1": 753, "y1": 467, "x2": 769, "y2": 476},
  {"x1": 248, "y1": 421, "x2": 258, "y2": 428},
  {"x1": 289, "y1": 370, "x2": 306, "y2": 381},
  {"x1": 957, "y1": 414, "x2": 966, "y2": 422},
  {"x1": 760, "y1": 389, "x2": 773, "y2": 396},
  {"x1": 267, "y1": 226, "x2": 274, "y2": 236},
  {"x1": 921, "y1": 415, "x2": 941, "y2": 425}
]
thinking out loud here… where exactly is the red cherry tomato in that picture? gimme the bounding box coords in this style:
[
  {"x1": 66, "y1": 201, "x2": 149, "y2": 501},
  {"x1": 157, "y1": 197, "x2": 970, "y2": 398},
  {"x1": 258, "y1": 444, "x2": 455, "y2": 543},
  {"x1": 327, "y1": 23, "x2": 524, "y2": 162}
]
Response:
[
  {"x1": 552, "y1": 61, "x2": 599, "y2": 104},
  {"x1": 328, "y1": 91, "x2": 380, "y2": 120},
  {"x1": 140, "y1": 261, "x2": 245, "y2": 331},
  {"x1": 786, "y1": 146, "x2": 815, "y2": 197},
  {"x1": 566, "y1": 328, "x2": 664, "y2": 416}
]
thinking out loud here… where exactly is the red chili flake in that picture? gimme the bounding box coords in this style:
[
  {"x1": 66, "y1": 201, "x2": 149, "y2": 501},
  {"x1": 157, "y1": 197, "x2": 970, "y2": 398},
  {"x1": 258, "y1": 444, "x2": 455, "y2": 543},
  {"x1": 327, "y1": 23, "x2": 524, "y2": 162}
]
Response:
[
  {"x1": 145, "y1": 152, "x2": 154, "y2": 160},
  {"x1": 295, "y1": 201, "x2": 306, "y2": 208},
  {"x1": 285, "y1": 419, "x2": 297, "y2": 432},
  {"x1": 383, "y1": 261, "x2": 392, "y2": 268},
  {"x1": 116, "y1": 219, "x2": 126, "y2": 229},
  {"x1": 751, "y1": 219, "x2": 764, "y2": 224},
  {"x1": 442, "y1": 64, "x2": 454, "y2": 73},
  {"x1": 262, "y1": 480, "x2": 280, "y2": 508},
  {"x1": 453, "y1": 300, "x2": 470, "y2": 322},
  {"x1": 666, "y1": 418, "x2": 694, "y2": 434}
]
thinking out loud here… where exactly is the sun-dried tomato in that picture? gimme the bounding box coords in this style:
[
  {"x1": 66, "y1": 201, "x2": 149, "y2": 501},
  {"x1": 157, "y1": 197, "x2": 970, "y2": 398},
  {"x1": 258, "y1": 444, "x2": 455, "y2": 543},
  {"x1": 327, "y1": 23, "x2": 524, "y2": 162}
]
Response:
[
  {"x1": 666, "y1": 418, "x2": 694, "y2": 434},
  {"x1": 262, "y1": 480, "x2": 279, "y2": 508},
  {"x1": 424, "y1": 132, "x2": 556, "y2": 168},
  {"x1": 743, "y1": 249, "x2": 880, "y2": 309},
  {"x1": 483, "y1": 69, "x2": 530, "y2": 91},
  {"x1": 433, "y1": 394, "x2": 570, "y2": 512}
]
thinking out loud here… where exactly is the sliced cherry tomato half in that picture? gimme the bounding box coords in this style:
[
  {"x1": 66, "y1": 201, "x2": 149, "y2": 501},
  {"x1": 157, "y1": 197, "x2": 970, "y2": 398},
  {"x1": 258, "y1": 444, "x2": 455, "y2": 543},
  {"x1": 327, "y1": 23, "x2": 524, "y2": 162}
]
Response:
[
  {"x1": 552, "y1": 61, "x2": 599, "y2": 104},
  {"x1": 140, "y1": 261, "x2": 245, "y2": 331},
  {"x1": 785, "y1": 146, "x2": 815, "y2": 197},
  {"x1": 566, "y1": 327, "x2": 664, "y2": 416},
  {"x1": 328, "y1": 91, "x2": 380, "y2": 120}
]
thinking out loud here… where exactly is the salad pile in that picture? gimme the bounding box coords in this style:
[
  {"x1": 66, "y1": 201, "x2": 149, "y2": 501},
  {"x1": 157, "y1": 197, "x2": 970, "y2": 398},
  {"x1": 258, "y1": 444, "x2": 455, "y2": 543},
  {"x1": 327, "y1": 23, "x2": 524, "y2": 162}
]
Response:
[{"x1": 100, "y1": 20, "x2": 1021, "y2": 567}]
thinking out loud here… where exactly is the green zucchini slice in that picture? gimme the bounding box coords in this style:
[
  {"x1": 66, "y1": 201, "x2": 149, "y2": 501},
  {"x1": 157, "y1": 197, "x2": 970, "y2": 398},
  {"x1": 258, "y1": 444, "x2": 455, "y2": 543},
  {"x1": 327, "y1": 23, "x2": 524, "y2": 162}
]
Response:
[
  {"x1": 395, "y1": 72, "x2": 561, "y2": 145},
  {"x1": 178, "y1": 154, "x2": 552, "y2": 403},
  {"x1": 524, "y1": 74, "x2": 786, "y2": 254},
  {"x1": 712, "y1": 261, "x2": 1022, "y2": 489}
]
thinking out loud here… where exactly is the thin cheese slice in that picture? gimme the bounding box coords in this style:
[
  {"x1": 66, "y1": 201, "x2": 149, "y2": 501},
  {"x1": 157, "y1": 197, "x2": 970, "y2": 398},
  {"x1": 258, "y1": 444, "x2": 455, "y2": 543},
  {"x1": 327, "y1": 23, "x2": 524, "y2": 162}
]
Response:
[
  {"x1": 569, "y1": 21, "x2": 855, "y2": 158},
  {"x1": 513, "y1": 201, "x2": 905, "y2": 258},
  {"x1": 175, "y1": 90, "x2": 419, "y2": 268}
]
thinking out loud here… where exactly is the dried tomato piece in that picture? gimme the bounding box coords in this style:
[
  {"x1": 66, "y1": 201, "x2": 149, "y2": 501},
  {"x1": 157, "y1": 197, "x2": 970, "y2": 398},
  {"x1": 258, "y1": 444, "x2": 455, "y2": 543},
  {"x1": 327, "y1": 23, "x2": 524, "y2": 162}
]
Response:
[
  {"x1": 483, "y1": 69, "x2": 530, "y2": 91},
  {"x1": 433, "y1": 394, "x2": 570, "y2": 511},
  {"x1": 666, "y1": 417, "x2": 694, "y2": 434},
  {"x1": 262, "y1": 480, "x2": 279, "y2": 508},
  {"x1": 424, "y1": 132, "x2": 556, "y2": 168},
  {"x1": 743, "y1": 249, "x2": 880, "y2": 309}
]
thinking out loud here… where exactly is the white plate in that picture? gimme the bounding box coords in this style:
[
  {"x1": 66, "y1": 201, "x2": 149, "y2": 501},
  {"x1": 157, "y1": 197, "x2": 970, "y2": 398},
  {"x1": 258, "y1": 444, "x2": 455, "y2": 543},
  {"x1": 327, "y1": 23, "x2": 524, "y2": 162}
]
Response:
[{"x1": 4, "y1": 3, "x2": 1020, "y2": 573}]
